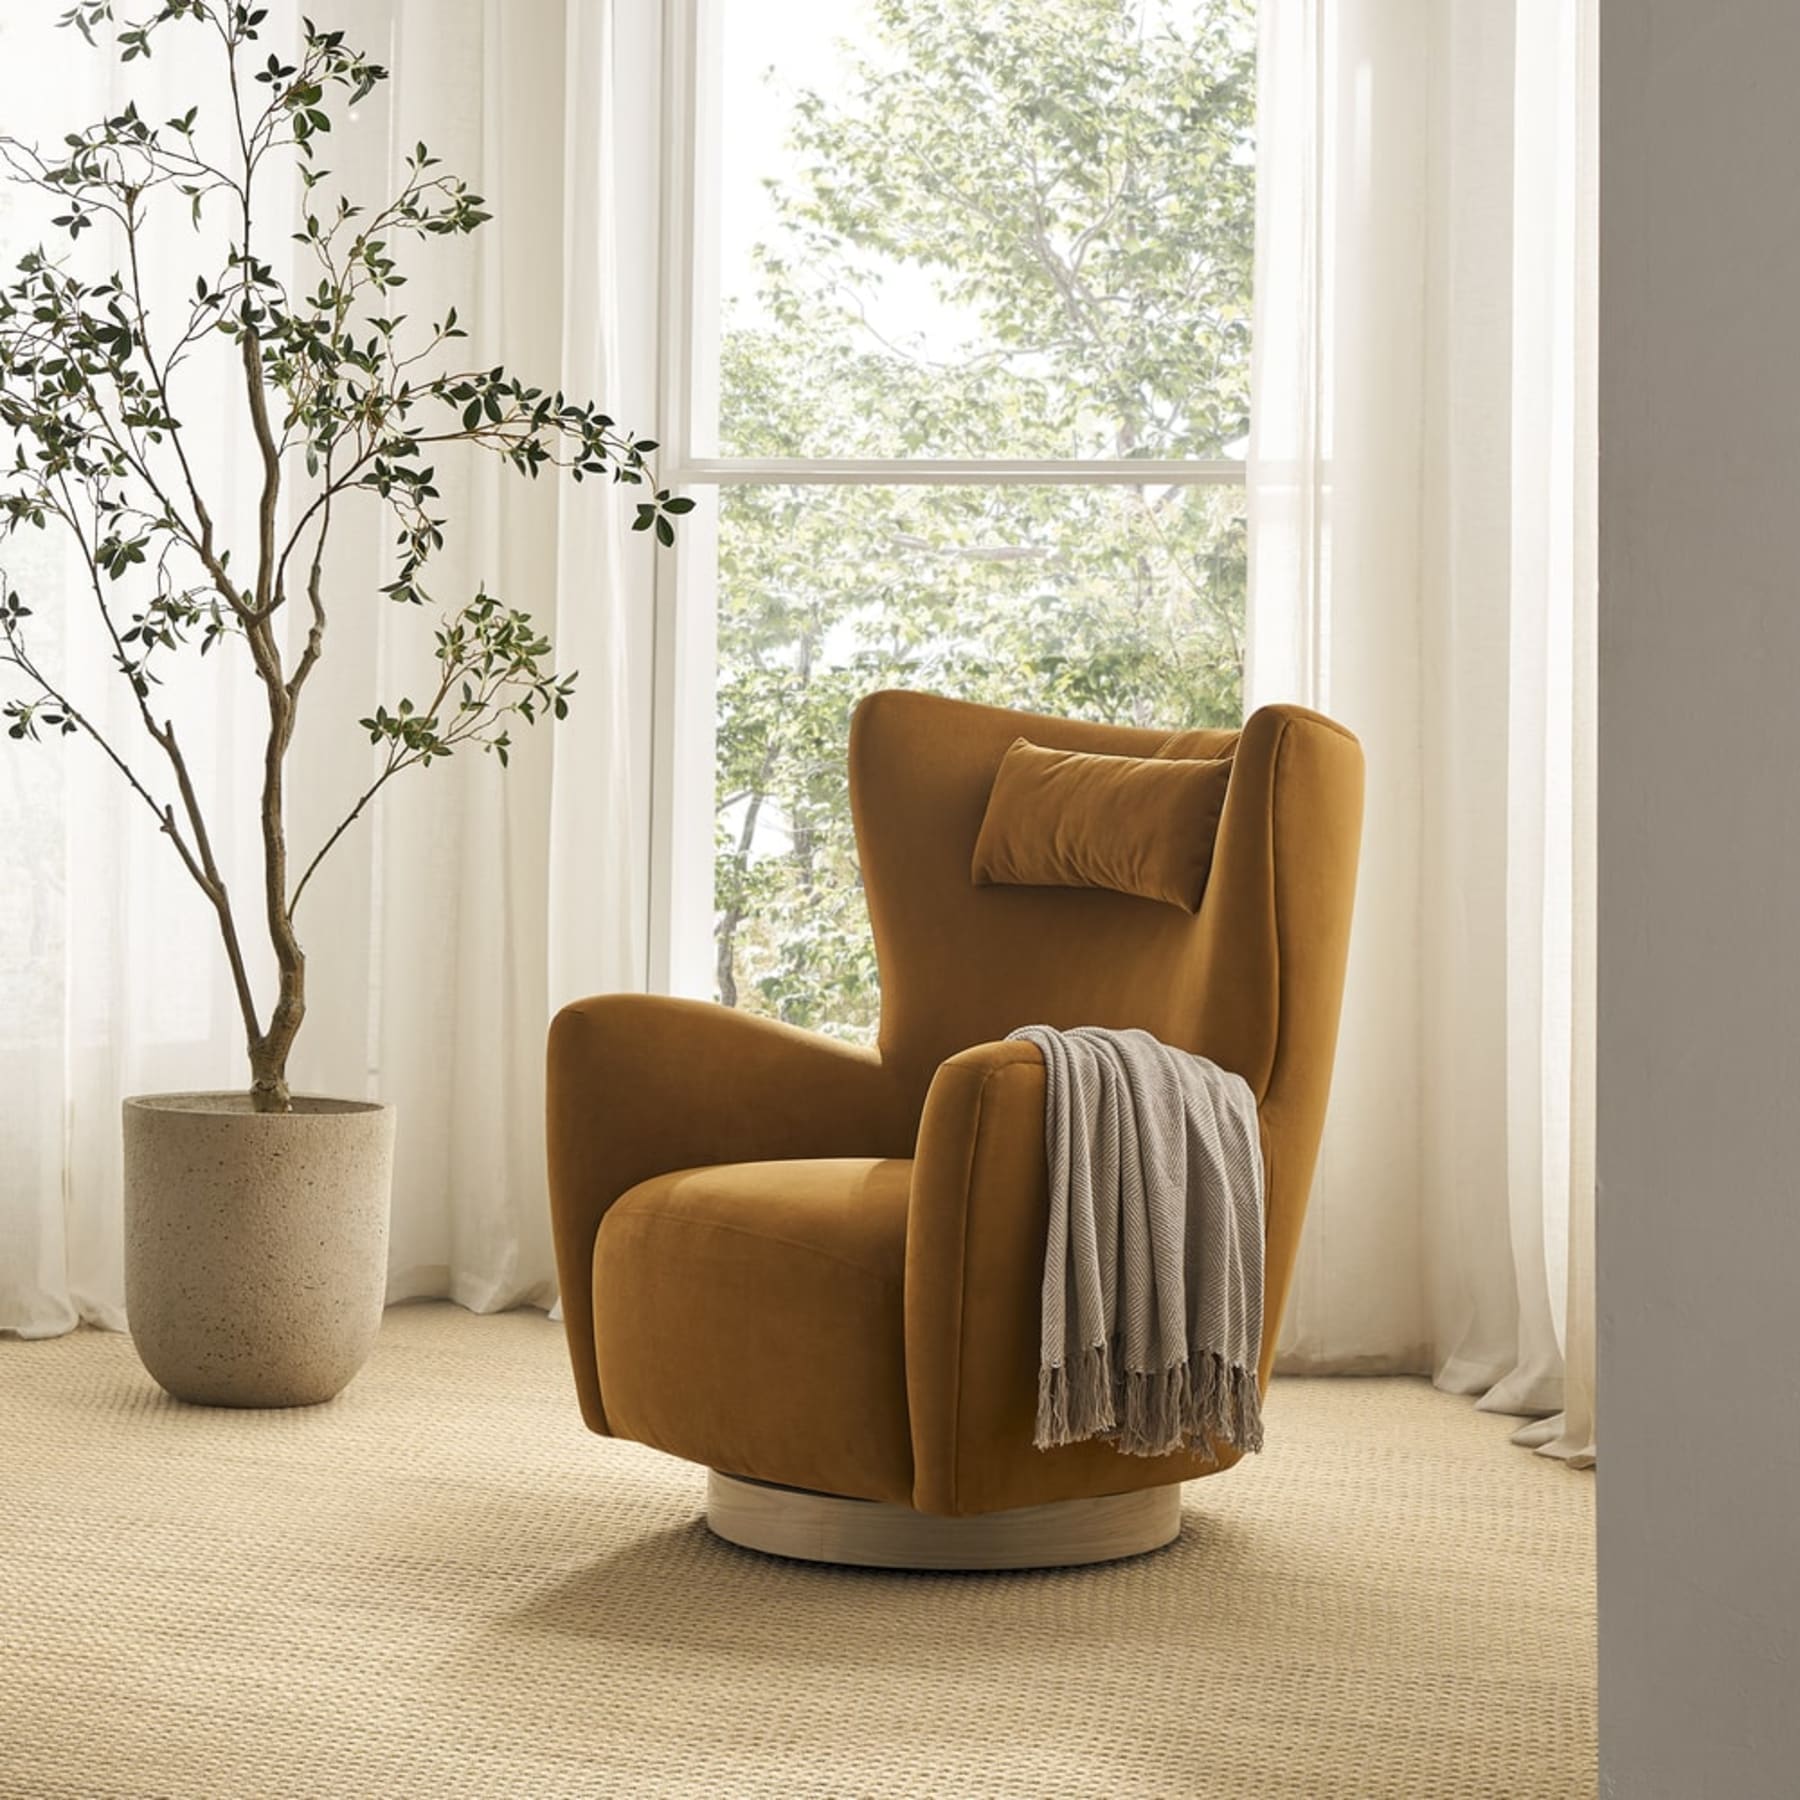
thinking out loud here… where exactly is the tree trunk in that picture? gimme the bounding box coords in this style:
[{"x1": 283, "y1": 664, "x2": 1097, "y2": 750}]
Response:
[
  {"x1": 716, "y1": 732, "x2": 780, "y2": 1010},
  {"x1": 235, "y1": 319, "x2": 308, "y2": 1115},
  {"x1": 715, "y1": 786, "x2": 767, "y2": 1010},
  {"x1": 244, "y1": 648, "x2": 305, "y2": 1111},
  {"x1": 247, "y1": 611, "x2": 305, "y2": 1111},
  {"x1": 248, "y1": 1031, "x2": 295, "y2": 1114}
]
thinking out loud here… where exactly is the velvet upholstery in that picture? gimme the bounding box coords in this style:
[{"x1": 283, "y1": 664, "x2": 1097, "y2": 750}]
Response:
[
  {"x1": 596, "y1": 1159, "x2": 916, "y2": 1503},
  {"x1": 971, "y1": 735, "x2": 1234, "y2": 911},
  {"x1": 547, "y1": 690, "x2": 1364, "y2": 1517}
]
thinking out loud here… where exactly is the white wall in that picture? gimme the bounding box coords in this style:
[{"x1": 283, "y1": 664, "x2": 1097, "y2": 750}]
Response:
[{"x1": 1598, "y1": 5, "x2": 1800, "y2": 1793}]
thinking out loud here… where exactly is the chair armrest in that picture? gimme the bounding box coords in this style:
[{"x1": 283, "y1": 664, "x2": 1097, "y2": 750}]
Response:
[
  {"x1": 905, "y1": 1039, "x2": 1051, "y2": 1514},
  {"x1": 906, "y1": 1038, "x2": 1268, "y2": 1516},
  {"x1": 548, "y1": 994, "x2": 914, "y2": 1432}
]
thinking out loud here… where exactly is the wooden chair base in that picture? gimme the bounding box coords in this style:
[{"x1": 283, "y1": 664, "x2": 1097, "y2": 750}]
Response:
[{"x1": 705, "y1": 1470, "x2": 1182, "y2": 1570}]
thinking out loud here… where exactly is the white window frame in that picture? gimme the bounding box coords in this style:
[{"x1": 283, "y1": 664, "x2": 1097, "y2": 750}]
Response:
[{"x1": 647, "y1": 0, "x2": 1248, "y2": 996}]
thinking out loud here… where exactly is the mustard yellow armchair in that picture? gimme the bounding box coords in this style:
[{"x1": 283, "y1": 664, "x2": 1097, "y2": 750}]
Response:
[{"x1": 547, "y1": 690, "x2": 1363, "y2": 1568}]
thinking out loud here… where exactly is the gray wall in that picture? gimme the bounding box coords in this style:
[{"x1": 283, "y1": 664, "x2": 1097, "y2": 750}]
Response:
[{"x1": 1599, "y1": 5, "x2": 1800, "y2": 1794}]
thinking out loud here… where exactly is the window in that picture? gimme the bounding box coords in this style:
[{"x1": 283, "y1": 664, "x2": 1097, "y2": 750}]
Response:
[{"x1": 656, "y1": 0, "x2": 1255, "y2": 1036}]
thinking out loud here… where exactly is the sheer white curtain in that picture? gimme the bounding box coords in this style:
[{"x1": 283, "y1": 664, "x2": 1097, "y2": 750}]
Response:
[
  {"x1": 0, "y1": 0, "x2": 650, "y2": 1338},
  {"x1": 1252, "y1": 0, "x2": 1596, "y2": 1466}
]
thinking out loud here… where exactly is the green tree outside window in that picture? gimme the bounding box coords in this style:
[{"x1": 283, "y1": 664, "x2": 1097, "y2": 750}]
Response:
[{"x1": 715, "y1": 0, "x2": 1255, "y2": 1038}]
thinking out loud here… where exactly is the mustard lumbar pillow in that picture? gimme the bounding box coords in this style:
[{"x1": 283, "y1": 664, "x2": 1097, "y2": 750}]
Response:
[{"x1": 970, "y1": 736, "x2": 1233, "y2": 913}]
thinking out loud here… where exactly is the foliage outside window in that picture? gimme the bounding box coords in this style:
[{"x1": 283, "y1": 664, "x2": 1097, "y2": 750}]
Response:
[{"x1": 711, "y1": 0, "x2": 1255, "y2": 1038}]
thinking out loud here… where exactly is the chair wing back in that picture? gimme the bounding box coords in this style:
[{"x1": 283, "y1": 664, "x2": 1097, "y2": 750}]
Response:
[{"x1": 849, "y1": 688, "x2": 1364, "y2": 1161}]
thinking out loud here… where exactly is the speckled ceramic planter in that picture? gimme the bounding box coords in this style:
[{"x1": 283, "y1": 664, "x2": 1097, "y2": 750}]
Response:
[{"x1": 122, "y1": 1093, "x2": 395, "y2": 1408}]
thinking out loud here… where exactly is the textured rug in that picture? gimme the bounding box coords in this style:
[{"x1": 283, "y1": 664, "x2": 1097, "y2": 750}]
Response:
[{"x1": 0, "y1": 1304, "x2": 1594, "y2": 1799}]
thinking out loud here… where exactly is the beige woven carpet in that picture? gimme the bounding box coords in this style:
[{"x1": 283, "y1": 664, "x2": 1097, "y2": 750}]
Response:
[{"x1": 0, "y1": 1304, "x2": 1594, "y2": 1800}]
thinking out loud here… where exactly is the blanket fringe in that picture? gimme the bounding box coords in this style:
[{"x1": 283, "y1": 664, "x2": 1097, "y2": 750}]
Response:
[{"x1": 1036, "y1": 1346, "x2": 1264, "y2": 1461}]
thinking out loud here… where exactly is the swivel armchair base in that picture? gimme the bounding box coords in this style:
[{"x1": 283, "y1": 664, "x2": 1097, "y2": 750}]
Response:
[{"x1": 705, "y1": 1471, "x2": 1183, "y2": 1571}]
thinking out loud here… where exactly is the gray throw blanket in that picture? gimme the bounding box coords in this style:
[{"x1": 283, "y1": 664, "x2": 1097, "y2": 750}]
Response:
[{"x1": 1009, "y1": 1025, "x2": 1266, "y2": 1461}]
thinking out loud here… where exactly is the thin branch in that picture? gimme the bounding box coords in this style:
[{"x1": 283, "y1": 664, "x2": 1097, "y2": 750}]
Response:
[
  {"x1": 0, "y1": 643, "x2": 205, "y2": 895},
  {"x1": 289, "y1": 643, "x2": 532, "y2": 917},
  {"x1": 44, "y1": 475, "x2": 265, "y2": 1045},
  {"x1": 159, "y1": 719, "x2": 263, "y2": 1048},
  {"x1": 121, "y1": 192, "x2": 225, "y2": 573},
  {"x1": 288, "y1": 627, "x2": 479, "y2": 918},
  {"x1": 7, "y1": 251, "x2": 246, "y2": 624},
  {"x1": 272, "y1": 445, "x2": 377, "y2": 599},
  {"x1": 286, "y1": 748, "x2": 398, "y2": 918},
  {"x1": 284, "y1": 479, "x2": 330, "y2": 706},
  {"x1": 242, "y1": 330, "x2": 283, "y2": 618}
]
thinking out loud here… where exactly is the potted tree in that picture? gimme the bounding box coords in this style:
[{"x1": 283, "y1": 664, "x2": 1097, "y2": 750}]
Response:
[{"x1": 0, "y1": 2, "x2": 686, "y2": 1405}]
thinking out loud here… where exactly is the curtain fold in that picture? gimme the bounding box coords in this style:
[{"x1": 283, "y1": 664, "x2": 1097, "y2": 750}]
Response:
[
  {"x1": 0, "y1": 0, "x2": 648, "y2": 1337},
  {"x1": 1251, "y1": 0, "x2": 1596, "y2": 1466}
]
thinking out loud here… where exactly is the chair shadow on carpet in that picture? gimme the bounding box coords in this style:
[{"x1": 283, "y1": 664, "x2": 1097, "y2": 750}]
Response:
[{"x1": 490, "y1": 1504, "x2": 1255, "y2": 1668}]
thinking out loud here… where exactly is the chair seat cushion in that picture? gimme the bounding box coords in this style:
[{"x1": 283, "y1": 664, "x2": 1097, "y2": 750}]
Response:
[{"x1": 593, "y1": 1157, "x2": 915, "y2": 1504}]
